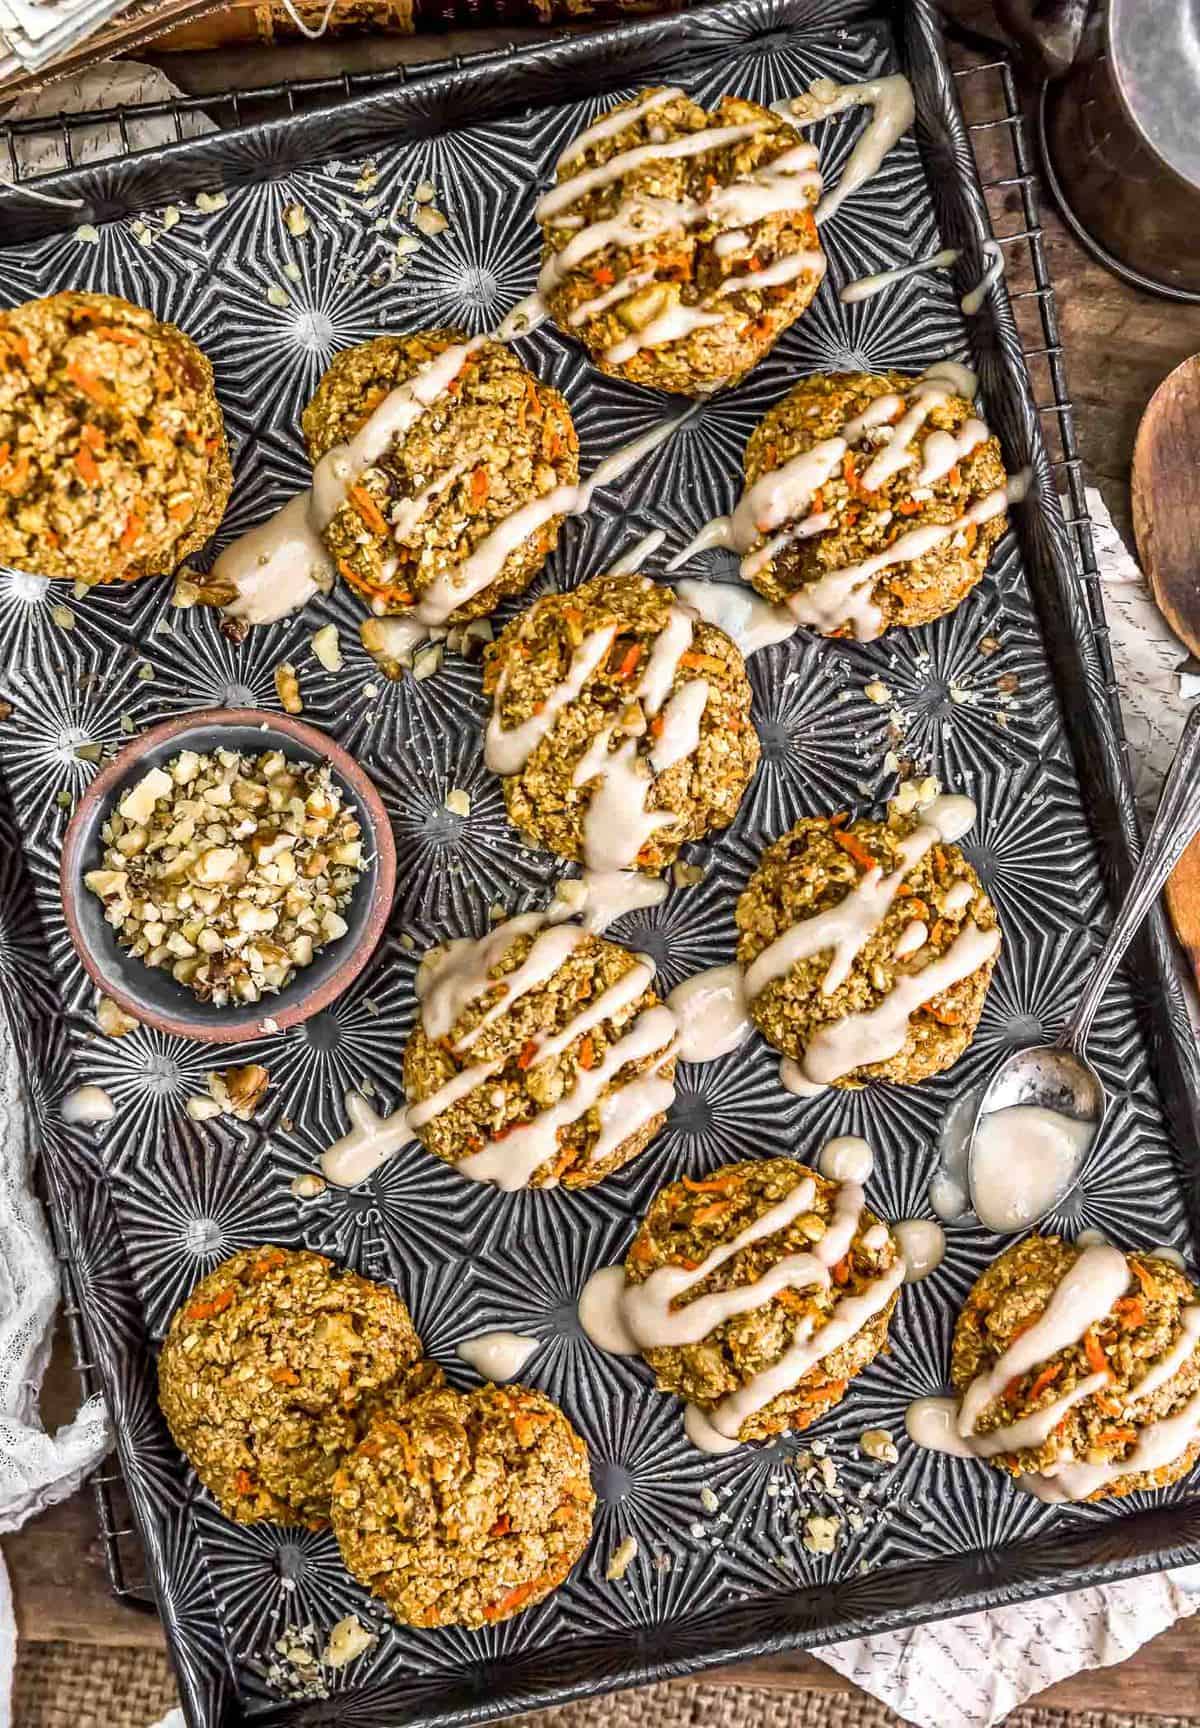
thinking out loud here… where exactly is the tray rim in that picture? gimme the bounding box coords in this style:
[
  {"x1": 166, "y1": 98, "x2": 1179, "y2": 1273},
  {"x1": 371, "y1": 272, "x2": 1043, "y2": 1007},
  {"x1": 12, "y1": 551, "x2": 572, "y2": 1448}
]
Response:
[{"x1": 7, "y1": 2, "x2": 1200, "y2": 1723}]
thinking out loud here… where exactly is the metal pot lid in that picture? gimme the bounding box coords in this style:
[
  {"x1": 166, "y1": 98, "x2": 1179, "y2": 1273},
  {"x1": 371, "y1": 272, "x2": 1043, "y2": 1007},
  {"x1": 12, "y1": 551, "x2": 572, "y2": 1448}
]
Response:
[{"x1": 1110, "y1": 0, "x2": 1200, "y2": 193}]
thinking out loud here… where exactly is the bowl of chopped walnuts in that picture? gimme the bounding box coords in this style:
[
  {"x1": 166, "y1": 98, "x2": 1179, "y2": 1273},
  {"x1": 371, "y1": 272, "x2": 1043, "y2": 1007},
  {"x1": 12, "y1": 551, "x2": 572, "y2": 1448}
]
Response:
[{"x1": 60, "y1": 710, "x2": 396, "y2": 1044}]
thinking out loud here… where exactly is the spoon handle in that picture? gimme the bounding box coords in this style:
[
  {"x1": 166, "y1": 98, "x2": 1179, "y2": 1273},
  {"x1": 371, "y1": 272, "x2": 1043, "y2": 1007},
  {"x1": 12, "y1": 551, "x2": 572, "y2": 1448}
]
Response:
[{"x1": 1062, "y1": 701, "x2": 1200, "y2": 1054}]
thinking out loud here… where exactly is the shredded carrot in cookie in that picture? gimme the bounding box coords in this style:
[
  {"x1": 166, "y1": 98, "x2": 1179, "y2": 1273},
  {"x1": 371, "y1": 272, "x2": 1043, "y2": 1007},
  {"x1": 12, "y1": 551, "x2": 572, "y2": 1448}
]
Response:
[
  {"x1": 347, "y1": 483, "x2": 389, "y2": 537},
  {"x1": 831, "y1": 828, "x2": 876, "y2": 872}
]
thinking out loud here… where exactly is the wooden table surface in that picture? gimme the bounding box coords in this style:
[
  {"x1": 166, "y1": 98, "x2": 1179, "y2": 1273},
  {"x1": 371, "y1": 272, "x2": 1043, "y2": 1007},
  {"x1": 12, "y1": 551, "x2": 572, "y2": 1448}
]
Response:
[{"x1": 7, "y1": 3, "x2": 1200, "y2": 1717}]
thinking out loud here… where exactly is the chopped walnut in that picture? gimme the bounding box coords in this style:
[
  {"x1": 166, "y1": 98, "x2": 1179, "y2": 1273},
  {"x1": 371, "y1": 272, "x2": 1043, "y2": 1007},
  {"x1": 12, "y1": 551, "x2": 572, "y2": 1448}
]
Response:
[
  {"x1": 605, "y1": 1534, "x2": 638, "y2": 1581},
  {"x1": 209, "y1": 1064, "x2": 270, "y2": 1121},
  {"x1": 83, "y1": 748, "x2": 364, "y2": 1006},
  {"x1": 322, "y1": 1614, "x2": 375, "y2": 1668},
  {"x1": 859, "y1": 1428, "x2": 899, "y2": 1464},
  {"x1": 275, "y1": 662, "x2": 303, "y2": 714},
  {"x1": 97, "y1": 995, "x2": 138, "y2": 1037},
  {"x1": 802, "y1": 1514, "x2": 841, "y2": 1554}
]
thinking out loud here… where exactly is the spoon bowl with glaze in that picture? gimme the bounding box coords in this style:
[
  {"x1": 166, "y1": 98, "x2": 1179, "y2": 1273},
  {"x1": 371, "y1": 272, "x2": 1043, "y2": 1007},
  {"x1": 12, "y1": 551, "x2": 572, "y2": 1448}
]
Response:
[{"x1": 963, "y1": 700, "x2": 1200, "y2": 1233}]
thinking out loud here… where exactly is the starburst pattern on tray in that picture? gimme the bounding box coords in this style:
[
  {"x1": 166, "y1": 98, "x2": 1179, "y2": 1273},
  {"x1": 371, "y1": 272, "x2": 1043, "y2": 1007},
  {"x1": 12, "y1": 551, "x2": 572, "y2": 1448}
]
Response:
[
  {"x1": 745, "y1": 634, "x2": 892, "y2": 828},
  {"x1": 401, "y1": 186, "x2": 540, "y2": 338},
  {"x1": 196, "y1": 1507, "x2": 355, "y2": 1651},
  {"x1": 1, "y1": 5, "x2": 1197, "y2": 1720},
  {"x1": 110, "y1": 1135, "x2": 299, "y2": 1336},
  {"x1": 197, "y1": 219, "x2": 404, "y2": 430}
]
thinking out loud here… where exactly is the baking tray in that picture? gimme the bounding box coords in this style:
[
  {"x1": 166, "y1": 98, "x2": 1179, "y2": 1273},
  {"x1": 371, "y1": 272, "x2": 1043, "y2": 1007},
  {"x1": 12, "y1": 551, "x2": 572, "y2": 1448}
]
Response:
[{"x1": 4, "y1": 2, "x2": 1200, "y2": 1724}]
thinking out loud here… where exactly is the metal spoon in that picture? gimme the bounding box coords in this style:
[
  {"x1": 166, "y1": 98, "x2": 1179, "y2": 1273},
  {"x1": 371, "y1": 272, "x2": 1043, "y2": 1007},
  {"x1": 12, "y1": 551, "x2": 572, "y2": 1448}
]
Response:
[{"x1": 963, "y1": 699, "x2": 1200, "y2": 1232}]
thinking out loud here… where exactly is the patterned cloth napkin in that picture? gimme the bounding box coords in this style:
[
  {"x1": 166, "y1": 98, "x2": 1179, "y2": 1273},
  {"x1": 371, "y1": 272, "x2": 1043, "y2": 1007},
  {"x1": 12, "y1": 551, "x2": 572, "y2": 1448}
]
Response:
[{"x1": 0, "y1": 70, "x2": 1194, "y2": 1715}]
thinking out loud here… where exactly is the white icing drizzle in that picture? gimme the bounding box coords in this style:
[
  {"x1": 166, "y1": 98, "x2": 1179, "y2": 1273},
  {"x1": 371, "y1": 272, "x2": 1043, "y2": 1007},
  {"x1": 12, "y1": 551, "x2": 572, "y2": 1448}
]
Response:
[
  {"x1": 714, "y1": 228, "x2": 750, "y2": 258},
  {"x1": 740, "y1": 510, "x2": 834, "y2": 582},
  {"x1": 650, "y1": 679, "x2": 710, "y2": 772},
  {"x1": 568, "y1": 268, "x2": 655, "y2": 327},
  {"x1": 605, "y1": 301, "x2": 727, "y2": 367},
  {"x1": 637, "y1": 599, "x2": 694, "y2": 712},
  {"x1": 416, "y1": 484, "x2": 576, "y2": 626},
  {"x1": 621, "y1": 1173, "x2": 832, "y2": 1349},
  {"x1": 456, "y1": 1330, "x2": 540, "y2": 1380},
  {"x1": 418, "y1": 413, "x2": 688, "y2": 628},
  {"x1": 1021, "y1": 1387, "x2": 1200, "y2": 1502},
  {"x1": 941, "y1": 878, "x2": 975, "y2": 914},
  {"x1": 684, "y1": 1402, "x2": 742, "y2": 1454},
  {"x1": 905, "y1": 1276, "x2": 1200, "y2": 1490},
  {"x1": 321, "y1": 1092, "x2": 412, "y2": 1187},
  {"x1": 719, "y1": 248, "x2": 827, "y2": 296},
  {"x1": 804, "y1": 921, "x2": 1000, "y2": 1085},
  {"x1": 917, "y1": 418, "x2": 990, "y2": 486},
  {"x1": 491, "y1": 591, "x2": 705, "y2": 875},
  {"x1": 669, "y1": 360, "x2": 998, "y2": 638},
  {"x1": 893, "y1": 918, "x2": 928, "y2": 959},
  {"x1": 557, "y1": 88, "x2": 684, "y2": 168},
  {"x1": 894, "y1": 1218, "x2": 945, "y2": 1283},
  {"x1": 453, "y1": 924, "x2": 587, "y2": 1052},
  {"x1": 857, "y1": 380, "x2": 952, "y2": 491},
  {"x1": 609, "y1": 528, "x2": 667, "y2": 575},
  {"x1": 907, "y1": 1375, "x2": 1111, "y2": 1463},
  {"x1": 538, "y1": 196, "x2": 698, "y2": 295},
  {"x1": 455, "y1": 1003, "x2": 677, "y2": 1190},
  {"x1": 743, "y1": 795, "x2": 973, "y2": 1002},
  {"x1": 711, "y1": 1251, "x2": 904, "y2": 1435},
  {"x1": 417, "y1": 913, "x2": 544, "y2": 1043},
  {"x1": 578, "y1": 1264, "x2": 641, "y2": 1354},
  {"x1": 532, "y1": 959, "x2": 657, "y2": 1067},
  {"x1": 667, "y1": 963, "x2": 752, "y2": 1063},
  {"x1": 839, "y1": 247, "x2": 959, "y2": 304},
  {"x1": 961, "y1": 239, "x2": 1005, "y2": 316},
  {"x1": 905, "y1": 1396, "x2": 975, "y2": 1458},
  {"x1": 772, "y1": 75, "x2": 915, "y2": 224},
  {"x1": 731, "y1": 437, "x2": 847, "y2": 544},
  {"x1": 485, "y1": 626, "x2": 618, "y2": 777},
  {"x1": 958, "y1": 1245, "x2": 1131, "y2": 1436},
  {"x1": 842, "y1": 393, "x2": 905, "y2": 440},
  {"x1": 970, "y1": 1104, "x2": 1093, "y2": 1232},
  {"x1": 786, "y1": 480, "x2": 1014, "y2": 643},
  {"x1": 313, "y1": 340, "x2": 484, "y2": 526},
  {"x1": 706, "y1": 142, "x2": 822, "y2": 228},
  {"x1": 538, "y1": 121, "x2": 769, "y2": 221},
  {"x1": 216, "y1": 491, "x2": 333, "y2": 625},
  {"x1": 575, "y1": 732, "x2": 676, "y2": 870},
  {"x1": 740, "y1": 794, "x2": 991, "y2": 1089},
  {"x1": 406, "y1": 1057, "x2": 504, "y2": 1130},
  {"x1": 390, "y1": 460, "x2": 468, "y2": 543},
  {"x1": 779, "y1": 1058, "x2": 829, "y2": 1098},
  {"x1": 494, "y1": 291, "x2": 550, "y2": 341},
  {"x1": 818, "y1": 1135, "x2": 874, "y2": 1184},
  {"x1": 674, "y1": 578, "x2": 797, "y2": 657},
  {"x1": 554, "y1": 868, "x2": 670, "y2": 935},
  {"x1": 1134, "y1": 1306, "x2": 1200, "y2": 1402}
]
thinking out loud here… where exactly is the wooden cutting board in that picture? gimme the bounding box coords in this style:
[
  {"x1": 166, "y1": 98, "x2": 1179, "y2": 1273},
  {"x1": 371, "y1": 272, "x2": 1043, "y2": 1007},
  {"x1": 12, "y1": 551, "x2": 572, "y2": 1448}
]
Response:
[{"x1": 1132, "y1": 354, "x2": 1200, "y2": 990}]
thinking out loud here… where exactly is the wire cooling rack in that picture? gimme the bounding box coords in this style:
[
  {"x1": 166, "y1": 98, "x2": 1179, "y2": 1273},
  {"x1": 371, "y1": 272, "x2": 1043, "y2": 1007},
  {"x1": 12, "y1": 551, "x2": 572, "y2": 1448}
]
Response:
[{"x1": 3, "y1": 25, "x2": 1112, "y2": 1622}]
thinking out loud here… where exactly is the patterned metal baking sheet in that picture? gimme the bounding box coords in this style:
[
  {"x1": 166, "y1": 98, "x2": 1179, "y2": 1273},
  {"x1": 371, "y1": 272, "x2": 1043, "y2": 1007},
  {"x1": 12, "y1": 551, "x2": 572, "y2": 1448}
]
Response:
[{"x1": 3, "y1": 3, "x2": 1200, "y2": 1725}]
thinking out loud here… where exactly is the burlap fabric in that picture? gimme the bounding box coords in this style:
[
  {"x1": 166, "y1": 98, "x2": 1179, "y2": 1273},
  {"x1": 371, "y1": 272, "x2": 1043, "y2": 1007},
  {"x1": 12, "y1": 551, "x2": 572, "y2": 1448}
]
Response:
[{"x1": 11, "y1": 1651, "x2": 1199, "y2": 1728}]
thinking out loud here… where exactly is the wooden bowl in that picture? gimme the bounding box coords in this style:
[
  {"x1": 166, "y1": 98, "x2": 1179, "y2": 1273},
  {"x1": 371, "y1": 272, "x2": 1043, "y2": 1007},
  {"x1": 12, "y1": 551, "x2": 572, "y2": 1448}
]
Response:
[{"x1": 60, "y1": 710, "x2": 396, "y2": 1045}]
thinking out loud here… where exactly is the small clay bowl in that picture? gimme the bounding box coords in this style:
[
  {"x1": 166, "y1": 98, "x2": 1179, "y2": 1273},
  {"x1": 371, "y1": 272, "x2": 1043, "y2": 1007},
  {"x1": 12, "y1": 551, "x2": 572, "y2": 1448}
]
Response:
[{"x1": 60, "y1": 709, "x2": 396, "y2": 1046}]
